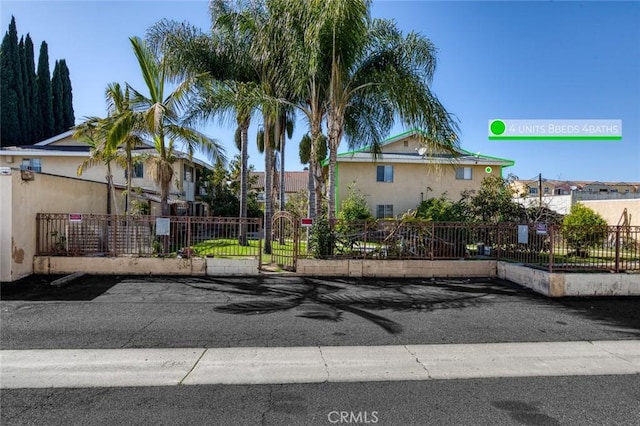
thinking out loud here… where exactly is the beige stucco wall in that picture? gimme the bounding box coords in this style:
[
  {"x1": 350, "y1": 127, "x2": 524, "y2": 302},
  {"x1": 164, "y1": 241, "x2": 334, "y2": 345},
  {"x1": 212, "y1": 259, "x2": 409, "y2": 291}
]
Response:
[
  {"x1": 5, "y1": 171, "x2": 107, "y2": 281},
  {"x1": 581, "y1": 199, "x2": 640, "y2": 225},
  {"x1": 337, "y1": 162, "x2": 501, "y2": 217},
  {"x1": 0, "y1": 153, "x2": 188, "y2": 196},
  {"x1": 0, "y1": 170, "x2": 12, "y2": 282}
]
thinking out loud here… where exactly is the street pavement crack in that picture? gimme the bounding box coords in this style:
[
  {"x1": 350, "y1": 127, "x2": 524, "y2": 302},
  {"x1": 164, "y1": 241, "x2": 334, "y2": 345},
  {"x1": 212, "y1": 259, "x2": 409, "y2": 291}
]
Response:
[
  {"x1": 178, "y1": 349, "x2": 207, "y2": 385},
  {"x1": 589, "y1": 341, "x2": 635, "y2": 364},
  {"x1": 261, "y1": 386, "x2": 274, "y2": 425},
  {"x1": 404, "y1": 345, "x2": 432, "y2": 379},
  {"x1": 318, "y1": 346, "x2": 330, "y2": 383},
  {"x1": 120, "y1": 317, "x2": 158, "y2": 348}
]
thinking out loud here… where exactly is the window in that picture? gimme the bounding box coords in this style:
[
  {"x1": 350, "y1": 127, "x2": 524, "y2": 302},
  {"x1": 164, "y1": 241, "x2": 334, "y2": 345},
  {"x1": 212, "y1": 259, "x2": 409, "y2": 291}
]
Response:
[
  {"x1": 376, "y1": 165, "x2": 393, "y2": 182},
  {"x1": 625, "y1": 189, "x2": 630, "y2": 193},
  {"x1": 376, "y1": 204, "x2": 393, "y2": 219},
  {"x1": 455, "y1": 166, "x2": 472, "y2": 180},
  {"x1": 529, "y1": 187, "x2": 538, "y2": 194},
  {"x1": 543, "y1": 187, "x2": 549, "y2": 194},
  {"x1": 183, "y1": 165, "x2": 193, "y2": 182},
  {"x1": 21, "y1": 158, "x2": 41, "y2": 172},
  {"x1": 611, "y1": 189, "x2": 618, "y2": 193},
  {"x1": 125, "y1": 163, "x2": 144, "y2": 179}
]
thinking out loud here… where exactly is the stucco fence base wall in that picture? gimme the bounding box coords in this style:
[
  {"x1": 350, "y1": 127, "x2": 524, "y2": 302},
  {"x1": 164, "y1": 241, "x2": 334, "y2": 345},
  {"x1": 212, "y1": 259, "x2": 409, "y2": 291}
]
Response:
[
  {"x1": 296, "y1": 259, "x2": 496, "y2": 278},
  {"x1": 496, "y1": 262, "x2": 640, "y2": 297},
  {"x1": 33, "y1": 256, "x2": 260, "y2": 277},
  {"x1": 34, "y1": 256, "x2": 207, "y2": 276},
  {"x1": 206, "y1": 258, "x2": 260, "y2": 276}
]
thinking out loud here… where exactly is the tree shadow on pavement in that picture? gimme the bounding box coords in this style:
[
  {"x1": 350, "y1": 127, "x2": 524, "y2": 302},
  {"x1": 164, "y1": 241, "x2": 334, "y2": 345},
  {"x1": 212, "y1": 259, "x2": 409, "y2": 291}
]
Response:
[{"x1": 200, "y1": 277, "x2": 519, "y2": 334}]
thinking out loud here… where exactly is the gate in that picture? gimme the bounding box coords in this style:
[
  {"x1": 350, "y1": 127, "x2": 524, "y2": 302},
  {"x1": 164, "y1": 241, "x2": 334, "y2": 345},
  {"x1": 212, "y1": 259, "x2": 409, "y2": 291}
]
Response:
[{"x1": 267, "y1": 211, "x2": 300, "y2": 271}]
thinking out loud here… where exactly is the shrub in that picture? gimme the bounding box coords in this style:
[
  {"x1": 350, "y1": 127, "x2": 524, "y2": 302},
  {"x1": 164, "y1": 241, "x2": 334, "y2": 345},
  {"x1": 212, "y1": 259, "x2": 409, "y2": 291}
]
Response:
[
  {"x1": 561, "y1": 203, "x2": 608, "y2": 256},
  {"x1": 309, "y1": 215, "x2": 334, "y2": 258}
]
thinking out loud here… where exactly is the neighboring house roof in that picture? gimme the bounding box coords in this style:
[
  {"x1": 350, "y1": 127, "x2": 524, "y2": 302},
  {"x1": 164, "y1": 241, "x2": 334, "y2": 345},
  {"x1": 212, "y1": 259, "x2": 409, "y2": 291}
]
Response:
[
  {"x1": 250, "y1": 171, "x2": 308, "y2": 193},
  {"x1": 512, "y1": 179, "x2": 640, "y2": 192},
  {"x1": 1, "y1": 131, "x2": 215, "y2": 170},
  {"x1": 331, "y1": 128, "x2": 515, "y2": 167}
]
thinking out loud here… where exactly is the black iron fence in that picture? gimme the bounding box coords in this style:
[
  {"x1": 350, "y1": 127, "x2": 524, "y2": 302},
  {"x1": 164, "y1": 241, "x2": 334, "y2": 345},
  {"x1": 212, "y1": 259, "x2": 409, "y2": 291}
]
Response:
[
  {"x1": 325, "y1": 219, "x2": 640, "y2": 273},
  {"x1": 36, "y1": 213, "x2": 639, "y2": 273},
  {"x1": 36, "y1": 213, "x2": 262, "y2": 259}
]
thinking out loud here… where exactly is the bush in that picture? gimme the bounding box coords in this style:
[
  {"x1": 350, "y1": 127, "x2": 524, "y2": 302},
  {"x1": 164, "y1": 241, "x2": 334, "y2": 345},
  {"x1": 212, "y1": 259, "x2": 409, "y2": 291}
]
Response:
[
  {"x1": 309, "y1": 215, "x2": 334, "y2": 258},
  {"x1": 561, "y1": 203, "x2": 608, "y2": 255},
  {"x1": 415, "y1": 195, "x2": 469, "y2": 222}
]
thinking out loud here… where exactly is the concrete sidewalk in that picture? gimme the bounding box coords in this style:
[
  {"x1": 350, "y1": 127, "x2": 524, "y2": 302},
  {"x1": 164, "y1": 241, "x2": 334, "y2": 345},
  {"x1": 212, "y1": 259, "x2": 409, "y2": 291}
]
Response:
[{"x1": 2, "y1": 340, "x2": 639, "y2": 389}]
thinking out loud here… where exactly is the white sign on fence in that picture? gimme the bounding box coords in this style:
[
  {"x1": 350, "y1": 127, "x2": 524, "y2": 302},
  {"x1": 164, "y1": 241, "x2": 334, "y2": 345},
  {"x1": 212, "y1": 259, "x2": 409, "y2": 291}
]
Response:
[
  {"x1": 518, "y1": 225, "x2": 529, "y2": 244},
  {"x1": 155, "y1": 218, "x2": 170, "y2": 236},
  {"x1": 536, "y1": 223, "x2": 548, "y2": 235}
]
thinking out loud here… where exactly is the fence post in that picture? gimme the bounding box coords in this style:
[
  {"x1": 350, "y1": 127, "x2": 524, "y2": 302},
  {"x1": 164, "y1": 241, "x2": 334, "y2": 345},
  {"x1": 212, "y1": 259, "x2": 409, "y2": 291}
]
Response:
[
  {"x1": 548, "y1": 225, "x2": 554, "y2": 273},
  {"x1": 430, "y1": 222, "x2": 435, "y2": 261},
  {"x1": 112, "y1": 214, "x2": 118, "y2": 257},
  {"x1": 187, "y1": 216, "x2": 192, "y2": 257},
  {"x1": 35, "y1": 214, "x2": 40, "y2": 256},
  {"x1": 496, "y1": 223, "x2": 501, "y2": 260},
  {"x1": 614, "y1": 225, "x2": 621, "y2": 273}
]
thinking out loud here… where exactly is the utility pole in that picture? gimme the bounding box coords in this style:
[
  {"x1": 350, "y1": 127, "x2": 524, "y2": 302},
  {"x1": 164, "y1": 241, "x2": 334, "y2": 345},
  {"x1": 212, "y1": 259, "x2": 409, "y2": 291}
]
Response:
[{"x1": 538, "y1": 173, "x2": 543, "y2": 208}]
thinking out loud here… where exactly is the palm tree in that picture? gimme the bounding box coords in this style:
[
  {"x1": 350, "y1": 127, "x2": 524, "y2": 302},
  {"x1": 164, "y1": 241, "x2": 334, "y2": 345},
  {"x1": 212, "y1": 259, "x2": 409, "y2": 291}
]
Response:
[
  {"x1": 110, "y1": 36, "x2": 225, "y2": 216},
  {"x1": 73, "y1": 118, "x2": 122, "y2": 215},
  {"x1": 147, "y1": 2, "x2": 263, "y2": 244},
  {"x1": 185, "y1": 79, "x2": 264, "y2": 245},
  {"x1": 322, "y1": 10, "x2": 460, "y2": 220}
]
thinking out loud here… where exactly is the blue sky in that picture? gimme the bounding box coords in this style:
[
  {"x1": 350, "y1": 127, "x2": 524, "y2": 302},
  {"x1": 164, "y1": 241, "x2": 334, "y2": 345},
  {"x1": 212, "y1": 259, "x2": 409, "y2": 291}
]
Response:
[{"x1": 2, "y1": 0, "x2": 639, "y2": 182}]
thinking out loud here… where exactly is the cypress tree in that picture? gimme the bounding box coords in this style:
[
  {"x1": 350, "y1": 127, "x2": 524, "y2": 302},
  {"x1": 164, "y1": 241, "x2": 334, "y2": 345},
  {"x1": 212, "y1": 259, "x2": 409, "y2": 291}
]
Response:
[
  {"x1": 37, "y1": 41, "x2": 54, "y2": 139},
  {"x1": 51, "y1": 60, "x2": 64, "y2": 135},
  {"x1": 59, "y1": 59, "x2": 74, "y2": 130},
  {"x1": 0, "y1": 16, "x2": 22, "y2": 146},
  {"x1": 19, "y1": 35, "x2": 31, "y2": 143},
  {"x1": 25, "y1": 34, "x2": 40, "y2": 144}
]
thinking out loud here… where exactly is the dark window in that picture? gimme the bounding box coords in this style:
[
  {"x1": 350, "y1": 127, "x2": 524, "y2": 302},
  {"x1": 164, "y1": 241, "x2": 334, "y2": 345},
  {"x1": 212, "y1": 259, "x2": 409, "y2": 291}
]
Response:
[
  {"x1": 376, "y1": 204, "x2": 393, "y2": 219},
  {"x1": 125, "y1": 163, "x2": 144, "y2": 179},
  {"x1": 376, "y1": 165, "x2": 393, "y2": 182}
]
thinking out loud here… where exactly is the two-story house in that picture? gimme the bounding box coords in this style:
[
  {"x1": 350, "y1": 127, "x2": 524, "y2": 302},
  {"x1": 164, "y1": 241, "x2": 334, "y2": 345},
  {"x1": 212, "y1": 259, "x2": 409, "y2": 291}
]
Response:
[{"x1": 332, "y1": 129, "x2": 515, "y2": 218}]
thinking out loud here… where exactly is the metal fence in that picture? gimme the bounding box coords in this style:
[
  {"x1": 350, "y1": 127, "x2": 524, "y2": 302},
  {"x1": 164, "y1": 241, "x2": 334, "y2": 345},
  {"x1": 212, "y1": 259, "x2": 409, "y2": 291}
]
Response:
[
  {"x1": 326, "y1": 220, "x2": 640, "y2": 273},
  {"x1": 36, "y1": 213, "x2": 640, "y2": 273},
  {"x1": 36, "y1": 213, "x2": 262, "y2": 259}
]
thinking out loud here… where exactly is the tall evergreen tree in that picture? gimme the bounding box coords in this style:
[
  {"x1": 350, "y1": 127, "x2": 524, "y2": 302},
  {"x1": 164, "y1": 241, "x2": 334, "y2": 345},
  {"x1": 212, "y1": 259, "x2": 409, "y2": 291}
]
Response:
[
  {"x1": 18, "y1": 36, "x2": 31, "y2": 143},
  {"x1": 25, "y1": 34, "x2": 40, "y2": 144},
  {"x1": 37, "y1": 41, "x2": 54, "y2": 139},
  {"x1": 51, "y1": 60, "x2": 64, "y2": 134},
  {"x1": 0, "y1": 16, "x2": 23, "y2": 146},
  {"x1": 59, "y1": 59, "x2": 74, "y2": 130}
]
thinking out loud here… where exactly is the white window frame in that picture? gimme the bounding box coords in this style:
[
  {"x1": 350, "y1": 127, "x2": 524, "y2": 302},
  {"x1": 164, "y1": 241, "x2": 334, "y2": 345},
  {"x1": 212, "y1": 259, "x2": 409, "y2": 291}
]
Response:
[{"x1": 455, "y1": 166, "x2": 472, "y2": 180}]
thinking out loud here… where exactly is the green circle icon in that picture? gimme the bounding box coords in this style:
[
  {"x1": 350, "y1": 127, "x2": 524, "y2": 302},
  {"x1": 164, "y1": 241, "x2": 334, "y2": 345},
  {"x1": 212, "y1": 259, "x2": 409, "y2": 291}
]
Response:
[
  {"x1": 490, "y1": 120, "x2": 506, "y2": 135},
  {"x1": 485, "y1": 166, "x2": 493, "y2": 174}
]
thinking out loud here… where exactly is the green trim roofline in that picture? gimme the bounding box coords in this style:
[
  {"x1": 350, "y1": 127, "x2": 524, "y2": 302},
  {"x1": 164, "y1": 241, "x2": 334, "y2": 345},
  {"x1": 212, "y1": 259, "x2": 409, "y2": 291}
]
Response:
[{"x1": 322, "y1": 128, "x2": 515, "y2": 168}]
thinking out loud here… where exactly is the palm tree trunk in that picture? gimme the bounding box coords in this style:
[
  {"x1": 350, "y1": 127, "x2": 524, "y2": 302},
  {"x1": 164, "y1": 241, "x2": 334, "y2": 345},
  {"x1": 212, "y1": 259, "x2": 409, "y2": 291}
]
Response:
[
  {"x1": 239, "y1": 121, "x2": 249, "y2": 246},
  {"x1": 126, "y1": 150, "x2": 133, "y2": 214},
  {"x1": 263, "y1": 121, "x2": 273, "y2": 255},
  {"x1": 277, "y1": 117, "x2": 286, "y2": 245},
  {"x1": 327, "y1": 112, "x2": 342, "y2": 222}
]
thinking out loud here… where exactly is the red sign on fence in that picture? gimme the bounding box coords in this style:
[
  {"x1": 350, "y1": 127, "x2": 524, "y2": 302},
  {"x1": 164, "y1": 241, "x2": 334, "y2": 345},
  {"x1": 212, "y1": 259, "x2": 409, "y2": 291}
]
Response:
[
  {"x1": 301, "y1": 218, "x2": 313, "y2": 227},
  {"x1": 68, "y1": 213, "x2": 83, "y2": 223}
]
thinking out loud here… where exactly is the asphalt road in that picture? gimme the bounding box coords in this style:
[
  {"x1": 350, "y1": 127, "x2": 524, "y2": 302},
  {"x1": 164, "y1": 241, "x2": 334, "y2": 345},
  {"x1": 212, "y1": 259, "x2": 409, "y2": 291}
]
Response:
[
  {"x1": 2, "y1": 375, "x2": 640, "y2": 425},
  {"x1": 2, "y1": 275, "x2": 640, "y2": 425},
  {"x1": 2, "y1": 275, "x2": 639, "y2": 350}
]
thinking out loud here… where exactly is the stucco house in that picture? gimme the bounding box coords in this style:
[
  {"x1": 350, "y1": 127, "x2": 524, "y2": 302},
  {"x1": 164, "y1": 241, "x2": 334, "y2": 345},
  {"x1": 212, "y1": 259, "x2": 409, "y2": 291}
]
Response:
[
  {"x1": 0, "y1": 130, "x2": 212, "y2": 216},
  {"x1": 333, "y1": 129, "x2": 515, "y2": 218}
]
